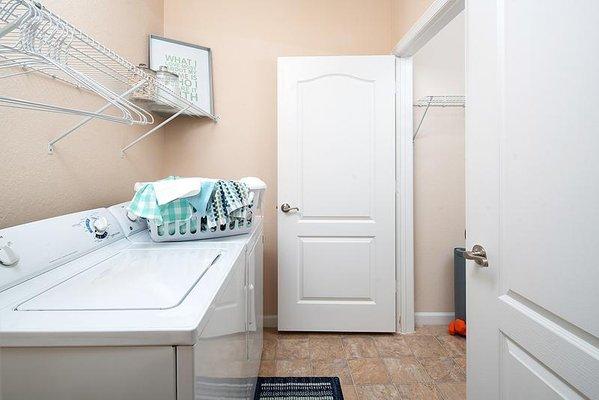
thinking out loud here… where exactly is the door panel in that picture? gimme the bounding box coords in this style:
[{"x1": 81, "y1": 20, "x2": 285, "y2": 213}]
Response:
[
  {"x1": 501, "y1": 337, "x2": 584, "y2": 400},
  {"x1": 278, "y1": 56, "x2": 396, "y2": 332},
  {"x1": 299, "y1": 75, "x2": 375, "y2": 218},
  {"x1": 501, "y1": 0, "x2": 599, "y2": 336},
  {"x1": 467, "y1": 1, "x2": 599, "y2": 399},
  {"x1": 299, "y1": 237, "x2": 374, "y2": 301},
  {"x1": 498, "y1": 295, "x2": 599, "y2": 398}
]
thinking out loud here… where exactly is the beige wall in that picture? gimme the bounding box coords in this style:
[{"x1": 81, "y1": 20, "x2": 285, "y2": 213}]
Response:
[
  {"x1": 162, "y1": 0, "x2": 399, "y2": 316},
  {"x1": 413, "y1": 12, "x2": 465, "y2": 312},
  {"x1": 392, "y1": 0, "x2": 435, "y2": 43},
  {"x1": 2, "y1": 0, "x2": 450, "y2": 318},
  {"x1": 0, "y1": 0, "x2": 166, "y2": 229}
]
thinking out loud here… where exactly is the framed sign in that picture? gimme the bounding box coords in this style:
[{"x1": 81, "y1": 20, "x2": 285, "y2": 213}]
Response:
[{"x1": 149, "y1": 35, "x2": 214, "y2": 115}]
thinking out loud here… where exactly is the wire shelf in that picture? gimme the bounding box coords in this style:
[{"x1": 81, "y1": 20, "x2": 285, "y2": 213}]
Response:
[
  {"x1": 412, "y1": 95, "x2": 465, "y2": 141},
  {"x1": 414, "y1": 95, "x2": 465, "y2": 107},
  {"x1": 0, "y1": 0, "x2": 217, "y2": 154}
]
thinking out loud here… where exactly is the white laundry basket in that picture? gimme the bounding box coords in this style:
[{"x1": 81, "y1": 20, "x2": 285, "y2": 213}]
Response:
[{"x1": 147, "y1": 177, "x2": 266, "y2": 242}]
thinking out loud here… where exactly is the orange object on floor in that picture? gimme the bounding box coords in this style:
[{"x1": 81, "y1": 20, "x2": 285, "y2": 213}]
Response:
[{"x1": 448, "y1": 319, "x2": 467, "y2": 337}]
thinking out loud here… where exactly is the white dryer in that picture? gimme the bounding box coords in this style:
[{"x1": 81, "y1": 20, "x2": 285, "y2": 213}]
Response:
[{"x1": 0, "y1": 202, "x2": 264, "y2": 400}]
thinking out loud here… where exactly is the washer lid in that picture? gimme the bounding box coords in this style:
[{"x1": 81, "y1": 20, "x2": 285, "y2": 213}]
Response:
[{"x1": 17, "y1": 248, "x2": 222, "y2": 311}]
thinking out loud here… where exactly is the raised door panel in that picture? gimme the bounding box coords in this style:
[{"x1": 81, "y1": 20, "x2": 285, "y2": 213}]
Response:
[
  {"x1": 501, "y1": 0, "x2": 599, "y2": 336},
  {"x1": 299, "y1": 74, "x2": 374, "y2": 219},
  {"x1": 299, "y1": 237, "x2": 374, "y2": 301},
  {"x1": 500, "y1": 337, "x2": 584, "y2": 400}
]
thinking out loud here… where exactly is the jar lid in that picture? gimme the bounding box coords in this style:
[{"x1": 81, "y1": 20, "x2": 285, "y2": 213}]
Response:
[
  {"x1": 137, "y1": 63, "x2": 156, "y2": 76},
  {"x1": 157, "y1": 65, "x2": 179, "y2": 78}
]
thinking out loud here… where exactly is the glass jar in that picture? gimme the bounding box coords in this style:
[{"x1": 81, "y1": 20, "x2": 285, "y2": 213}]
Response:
[
  {"x1": 132, "y1": 63, "x2": 156, "y2": 102},
  {"x1": 155, "y1": 65, "x2": 180, "y2": 102}
]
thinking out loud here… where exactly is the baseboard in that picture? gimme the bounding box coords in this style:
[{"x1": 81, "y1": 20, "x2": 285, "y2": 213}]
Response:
[
  {"x1": 414, "y1": 312, "x2": 455, "y2": 326},
  {"x1": 264, "y1": 315, "x2": 278, "y2": 328},
  {"x1": 264, "y1": 313, "x2": 453, "y2": 329}
]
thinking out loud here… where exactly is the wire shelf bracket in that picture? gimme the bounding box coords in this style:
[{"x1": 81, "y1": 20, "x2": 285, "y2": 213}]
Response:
[
  {"x1": 413, "y1": 95, "x2": 465, "y2": 141},
  {"x1": 121, "y1": 104, "x2": 192, "y2": 157}
]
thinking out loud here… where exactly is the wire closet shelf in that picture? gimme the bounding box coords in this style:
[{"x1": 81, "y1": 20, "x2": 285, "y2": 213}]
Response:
[
  {"x1": 0, "y1": 0, "x2": 217, "y2": 155},
  {"x1": 413, "y1": 95, "x2": 465, "y2": 141}
]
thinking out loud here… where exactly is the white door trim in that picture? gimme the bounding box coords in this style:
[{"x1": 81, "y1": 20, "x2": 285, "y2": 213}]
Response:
[
  {"x1": 393, "y1": 0, "x2": 465, "y2": 58},
  {"x1": 393, "y1": 0, "x2": 465, "y2": 333},
  {"x1": 396, "y1": 58, "x2": 415, "y2": 333}
]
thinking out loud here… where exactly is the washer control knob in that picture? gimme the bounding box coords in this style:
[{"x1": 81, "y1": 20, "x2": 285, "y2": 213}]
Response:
[
  {"x1": 126, "y1": 211, "x2": 138, "y2": 222},
  {"x1": 0, "y1": 242, "x2": 19, "y2": 267},
  {"x1": 93, "y1": 217, "x2": 109, "y2": 238}
]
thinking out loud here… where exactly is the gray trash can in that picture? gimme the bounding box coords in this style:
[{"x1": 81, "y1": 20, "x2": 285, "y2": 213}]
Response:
[{"x1": 454, "y1": 248, "x2": 466, "y2": 321}]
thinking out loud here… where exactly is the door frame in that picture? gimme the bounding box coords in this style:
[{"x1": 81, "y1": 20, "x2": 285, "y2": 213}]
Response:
[{"x1": 392, "y1": 0, "x2": 465, "y2": 333}]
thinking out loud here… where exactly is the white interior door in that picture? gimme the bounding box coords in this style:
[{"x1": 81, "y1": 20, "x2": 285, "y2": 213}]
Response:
[
  {"x1": 467, "y1": 1, "x2": 599, "y2": 399},
  {"x1": 277, "y1": 56, "x2": 396, "y2": 332}
]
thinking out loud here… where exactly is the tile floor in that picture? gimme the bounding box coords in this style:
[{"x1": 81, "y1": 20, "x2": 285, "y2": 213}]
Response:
[{"x1": 259, "y1": 325, "x2": 466, "y2": 400}]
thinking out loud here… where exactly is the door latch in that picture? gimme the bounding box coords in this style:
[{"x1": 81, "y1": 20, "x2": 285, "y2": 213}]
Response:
[
  {"x1": 464, "y1": 244, "x2": 488, "y2": 267},
  {"x1": 280, "y1": 203, "x2": 299, "y2": 213}
]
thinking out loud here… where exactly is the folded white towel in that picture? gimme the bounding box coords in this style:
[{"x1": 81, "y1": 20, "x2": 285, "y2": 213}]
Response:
[{"x1": 149, "y1": 177, "x2": 204, "y2": 205}]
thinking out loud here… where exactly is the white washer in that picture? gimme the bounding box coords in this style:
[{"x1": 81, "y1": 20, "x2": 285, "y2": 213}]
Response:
[{"x1": 0, "y1": 203, "x2": 264, "y2": 400}]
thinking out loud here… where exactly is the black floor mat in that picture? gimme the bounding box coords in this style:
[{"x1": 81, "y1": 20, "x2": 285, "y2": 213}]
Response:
[{"x1": 254, "y1": 377, "x2": 344, "y2": 399}]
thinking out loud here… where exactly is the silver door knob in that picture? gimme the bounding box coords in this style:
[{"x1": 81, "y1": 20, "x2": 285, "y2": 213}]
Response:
[
  {"x1": 464, "y1": 244, "x2": 488, "y2": 267},
  {"x1": 280, "y1": 203, "x2": 299, "y2": 213}
]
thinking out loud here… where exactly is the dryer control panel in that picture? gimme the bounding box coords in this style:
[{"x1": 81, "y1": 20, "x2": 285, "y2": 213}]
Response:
[
  {"x1": 108, "y1": 202, "x2": 147, "y2": 238},
  {"x1": 0, "y1": 208, "x2": 124, "y2": 292}
]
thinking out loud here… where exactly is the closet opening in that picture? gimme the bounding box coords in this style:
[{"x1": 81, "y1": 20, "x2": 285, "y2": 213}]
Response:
[
  {"x1": 394, "y1": 0, "x2": 466, "y2": 344},
  {"x1": 411, "y1": 11, "x2": 465, "y2": 330}
]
